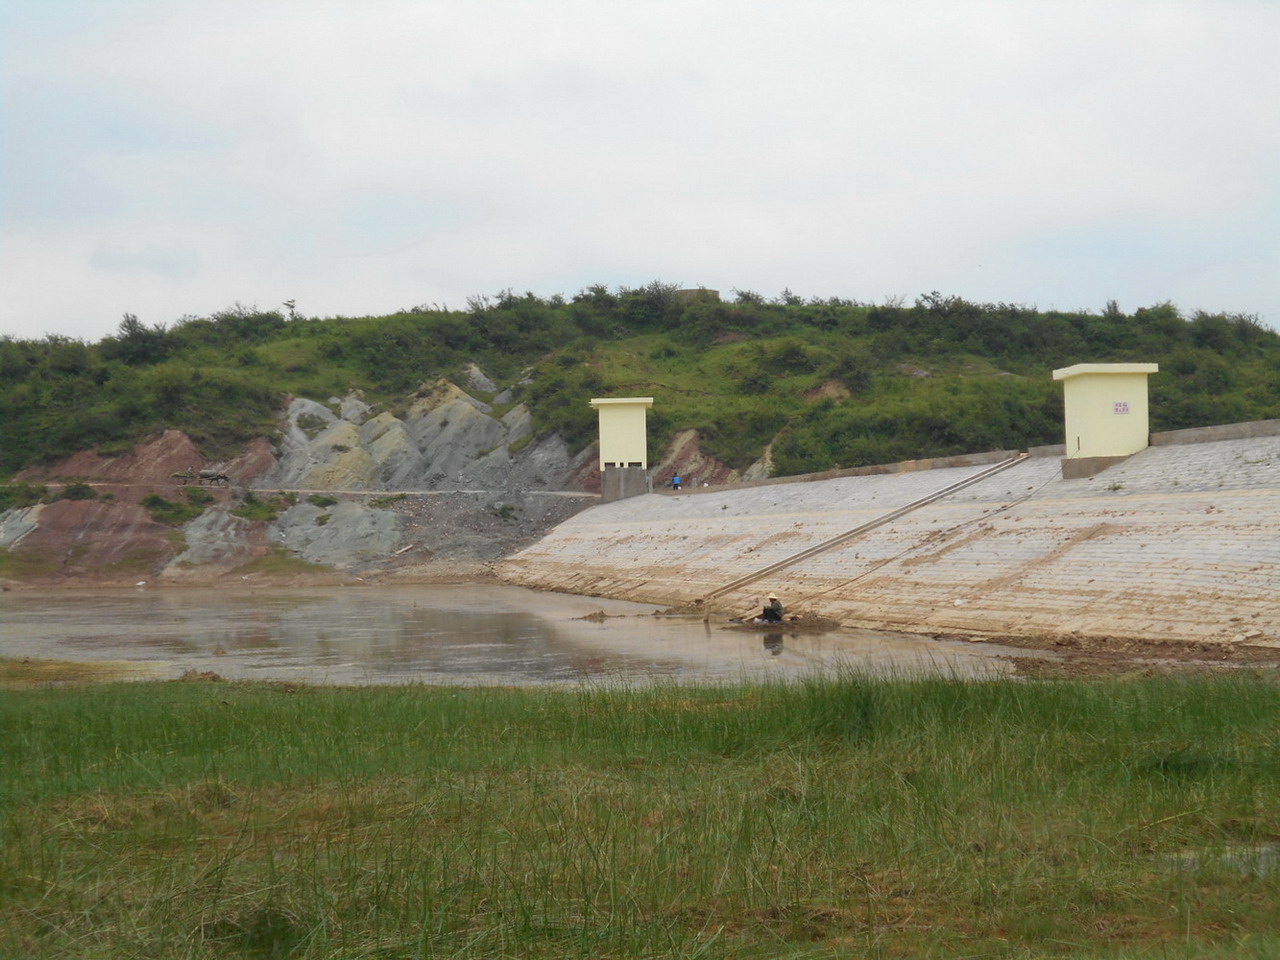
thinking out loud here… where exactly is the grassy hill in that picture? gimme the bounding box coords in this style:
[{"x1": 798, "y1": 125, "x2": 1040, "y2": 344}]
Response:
[{"x1": 3, "y1": 285, "x2": 1278, "y2": 479}]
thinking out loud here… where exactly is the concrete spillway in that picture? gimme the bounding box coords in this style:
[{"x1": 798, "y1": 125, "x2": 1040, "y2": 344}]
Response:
[{"x1": 496, "y1": 430, "x2": 1280, "y2": 646}]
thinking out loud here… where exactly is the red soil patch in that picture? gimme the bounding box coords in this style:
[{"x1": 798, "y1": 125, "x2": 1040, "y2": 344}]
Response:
[
  {"x1": 6, "y1": 429, "x2": 276, "y2": 585},
  {"x1": 19, "y1": 430, "x2": 208, "y2": 485},
  {"x1": 9, "y1": 499, "x2": 176, "y2": 583}
]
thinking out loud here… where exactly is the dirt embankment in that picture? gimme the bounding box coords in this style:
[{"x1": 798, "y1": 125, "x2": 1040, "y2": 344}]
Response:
[{"x1": 989, "y1": 630, "x2": 1280, "y2": 677}]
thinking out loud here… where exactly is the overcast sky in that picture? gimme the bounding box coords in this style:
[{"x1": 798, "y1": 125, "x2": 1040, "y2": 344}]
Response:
[{"x1": 3, "y1": 0, "x2": 1277, "y2": 343}]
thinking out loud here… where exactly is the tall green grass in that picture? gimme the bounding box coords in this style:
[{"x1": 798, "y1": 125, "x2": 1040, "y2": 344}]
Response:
[{"x1": 2, "y1": 671, "x2": 1278, "y2": 958}]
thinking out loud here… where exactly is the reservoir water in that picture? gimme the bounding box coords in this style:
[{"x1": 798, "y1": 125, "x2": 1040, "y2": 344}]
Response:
[{"x1": 0, "y1": 584, "x2": 1045, "y2": 685}]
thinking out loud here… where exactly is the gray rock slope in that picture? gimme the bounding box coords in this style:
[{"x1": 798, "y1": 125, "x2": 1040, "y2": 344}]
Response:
[
  {"x1": 166, "y1": 372, "x2": 599, "y2": 575},
  {"x1": 256, "y1": 379, "x2": 587, "y2": 494}
]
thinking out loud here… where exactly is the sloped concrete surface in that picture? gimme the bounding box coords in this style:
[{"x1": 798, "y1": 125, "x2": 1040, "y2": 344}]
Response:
[{"x1": 497, "y1": 436, "x2": 1280, "y2": 645}]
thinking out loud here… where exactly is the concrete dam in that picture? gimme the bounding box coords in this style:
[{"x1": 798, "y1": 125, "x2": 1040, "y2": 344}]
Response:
[{"x1": 497, "y1": 424, "x2": 1280, "y2": 647}]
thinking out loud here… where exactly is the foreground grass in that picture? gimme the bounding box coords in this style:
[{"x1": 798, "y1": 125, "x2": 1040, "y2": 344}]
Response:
[{"x1": 2, "y1": 671, "x2": 1278, "y2": 959}]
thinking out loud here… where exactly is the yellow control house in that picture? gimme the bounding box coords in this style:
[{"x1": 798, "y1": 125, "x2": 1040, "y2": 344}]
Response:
[
  {"x1": 1052, "y1": 363, "x2": 1158, "y2": 477},
  {"x1": 589, "y1": 397, "x2": 654, "y2": 500}
]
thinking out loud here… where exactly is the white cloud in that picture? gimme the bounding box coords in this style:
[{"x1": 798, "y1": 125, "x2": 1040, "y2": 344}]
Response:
[{"x1": 1, "y1": 0, "x2": 1276, "y2": 342}]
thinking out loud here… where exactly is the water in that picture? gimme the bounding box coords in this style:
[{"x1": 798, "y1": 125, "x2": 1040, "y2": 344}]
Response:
[{"x1": 0, "y1": 584, "x2": 1046, "y2": 685}]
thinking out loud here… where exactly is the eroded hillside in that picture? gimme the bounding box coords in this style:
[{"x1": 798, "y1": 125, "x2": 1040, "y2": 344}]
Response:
[
  {"x1": 1, "y1": 373, "x2": 585, "y2": 585},
  {"x1": 0, "y1": 362, "x2": 760, "y2": 586}
]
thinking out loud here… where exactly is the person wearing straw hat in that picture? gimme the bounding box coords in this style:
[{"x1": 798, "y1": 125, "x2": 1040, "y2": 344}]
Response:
[{"x1": 760, "y1": 592, "x2": 785, "y2": 623}]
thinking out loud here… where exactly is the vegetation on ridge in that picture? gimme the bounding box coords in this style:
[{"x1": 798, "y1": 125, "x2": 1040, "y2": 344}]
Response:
[{"x1": 2, "y1": 287, "x2": 1277, "y2": 478}]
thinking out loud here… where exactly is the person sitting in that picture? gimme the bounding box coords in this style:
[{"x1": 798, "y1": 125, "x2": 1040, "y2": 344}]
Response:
[{"x1": 761, "y1": 593, "x2": 785, "y2": 623}]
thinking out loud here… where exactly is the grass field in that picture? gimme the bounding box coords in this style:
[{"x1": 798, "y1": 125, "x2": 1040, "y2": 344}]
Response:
[{"x1": 2, "y1": 667, "x2": 1278, "y2": 958}]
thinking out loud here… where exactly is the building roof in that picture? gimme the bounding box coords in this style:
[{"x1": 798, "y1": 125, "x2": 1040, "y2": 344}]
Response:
[
  {"x1": 589, "y1": 397, "x2": 654, "y2": 407},
  {"x1": 1052, "y1": 363, "x2": 1159, "y2": 381}
]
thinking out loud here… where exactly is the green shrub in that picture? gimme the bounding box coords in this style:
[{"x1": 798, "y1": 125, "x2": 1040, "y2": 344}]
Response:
[
  {"x1": 0, "y1": 483, "x2": 49, "y2": 511},
  {"x1": 140, "y1": 493, "x2": 206, "y2": 526},
  {"x1": 53, "y1": 482, "x2": 98, "y2": 501},
  {"x1": 233, "y1": 492, "x2": 284, "y2": 523},
  {"x1": 307, "y1": 494, "x2": 338, "y2": 508},
  {"x1": 296, "y1": 413, "x2": 329, "y2": 439}
]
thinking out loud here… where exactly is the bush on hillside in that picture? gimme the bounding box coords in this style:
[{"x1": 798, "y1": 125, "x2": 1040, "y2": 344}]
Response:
[
  {"x1": 141, "y1": 493, "x2": 207, "y2": 526},
  {"x1": 0, "y1": 483, "x2": 48, "y2": 511}
]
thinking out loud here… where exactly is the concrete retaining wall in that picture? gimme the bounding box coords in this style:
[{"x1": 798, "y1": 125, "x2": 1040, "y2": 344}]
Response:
[
  {"x1": 497, "y1": 431, "x2": 1280, "y2": 645},
  {"x1": 674, "y1": 449, "x2": 1024, "y2": 495},
  {"x1": 1150, "y1": 419, "x2": 1280, "y2": 446}
]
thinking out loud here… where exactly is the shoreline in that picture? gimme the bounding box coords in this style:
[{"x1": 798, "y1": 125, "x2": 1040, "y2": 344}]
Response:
[{"x1": 6, "y1": 571, "x2": 1280, "y2": 680}]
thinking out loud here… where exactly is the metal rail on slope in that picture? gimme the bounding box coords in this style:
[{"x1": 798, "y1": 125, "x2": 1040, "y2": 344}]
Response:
[{"x1": 700, "y1": 453, "x2": 1030, "y2": 607}]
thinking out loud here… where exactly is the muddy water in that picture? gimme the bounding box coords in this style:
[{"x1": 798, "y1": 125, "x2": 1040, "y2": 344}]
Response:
[{"x1": 0, "y1": 585, "x2": 1047, "y2": 685}]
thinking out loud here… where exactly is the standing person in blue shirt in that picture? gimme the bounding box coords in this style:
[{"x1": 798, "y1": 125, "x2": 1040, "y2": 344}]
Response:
[{"x1": 672, "y1": 474, "x2": 682, "y2": 491}]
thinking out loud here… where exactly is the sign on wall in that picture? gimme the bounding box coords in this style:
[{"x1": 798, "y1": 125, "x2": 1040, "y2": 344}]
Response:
[{"x1": 1113, "y1": 401, "x2": 1130, "y2": 415}]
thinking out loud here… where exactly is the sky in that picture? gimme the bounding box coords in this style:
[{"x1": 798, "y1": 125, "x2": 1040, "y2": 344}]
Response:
[{"x1": 2, "y1": 0, "x2": 1277, "y2": 344}]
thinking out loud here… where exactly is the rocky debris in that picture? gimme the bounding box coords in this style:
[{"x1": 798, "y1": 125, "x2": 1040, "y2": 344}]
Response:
[
  {"x1": 359, "y1": 490, "x2": 595, "y2": 568},
  {"x1": 273, "y1": 499, "x2": 405, "y2": 570}
]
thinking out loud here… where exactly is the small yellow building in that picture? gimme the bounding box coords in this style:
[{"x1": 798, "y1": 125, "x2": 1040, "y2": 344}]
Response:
[
  {"x1": 1052, "y1": 363, "x2": 1158, "y2": 463},
  {"x1": 589, "y1": 398, "x2": 655, "y2": 500}
]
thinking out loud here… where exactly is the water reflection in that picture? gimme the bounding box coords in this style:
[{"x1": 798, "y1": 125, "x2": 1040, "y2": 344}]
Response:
[{"x1": 0, "y1": 584, "x2": 1045, "y2": 685}]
